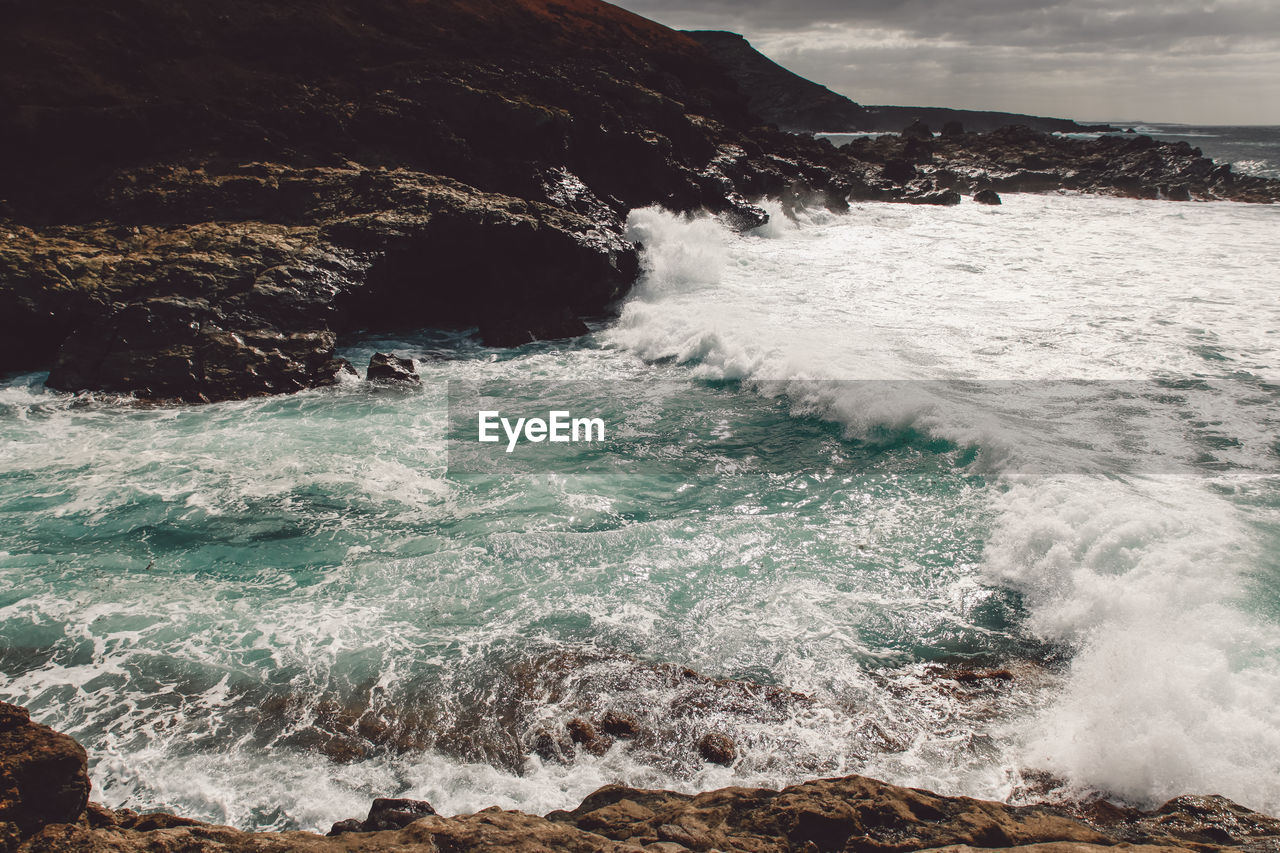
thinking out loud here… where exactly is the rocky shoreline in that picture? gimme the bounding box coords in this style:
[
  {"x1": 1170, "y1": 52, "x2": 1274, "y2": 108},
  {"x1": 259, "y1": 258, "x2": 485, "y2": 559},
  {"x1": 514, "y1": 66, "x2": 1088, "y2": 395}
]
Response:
[
  {"x1": 3, "y1": 0, "x2": 1279, "y2": 403},
  {"x1": 5, "y1": 700, "x2": 1280, "y2": 853}
]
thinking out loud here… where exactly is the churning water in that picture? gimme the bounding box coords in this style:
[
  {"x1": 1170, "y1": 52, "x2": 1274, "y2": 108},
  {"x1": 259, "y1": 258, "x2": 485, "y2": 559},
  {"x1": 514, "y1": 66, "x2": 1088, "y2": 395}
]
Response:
[{"x1": 2, "y1": 191, "x2": 1279, "y2": 831}]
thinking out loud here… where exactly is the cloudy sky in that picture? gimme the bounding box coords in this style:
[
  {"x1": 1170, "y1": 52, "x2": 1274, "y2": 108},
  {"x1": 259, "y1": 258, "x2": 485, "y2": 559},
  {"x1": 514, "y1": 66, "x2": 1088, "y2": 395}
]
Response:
[{"x1": 613, "y1": 0, "x2": 1280, "y2": 125}]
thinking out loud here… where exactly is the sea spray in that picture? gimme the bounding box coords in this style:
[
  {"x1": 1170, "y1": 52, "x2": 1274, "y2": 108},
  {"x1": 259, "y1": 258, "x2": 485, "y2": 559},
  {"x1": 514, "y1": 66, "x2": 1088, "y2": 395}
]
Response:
[{"x1": 2, "y1": 195, "x2": 1279, "y2": 830}]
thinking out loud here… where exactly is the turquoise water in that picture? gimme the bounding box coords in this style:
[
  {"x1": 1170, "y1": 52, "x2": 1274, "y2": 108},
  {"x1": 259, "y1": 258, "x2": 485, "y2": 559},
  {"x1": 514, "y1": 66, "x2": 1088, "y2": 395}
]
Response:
[{"x1": 2, "y1": 192, "x2": 1280, "y2": 829}]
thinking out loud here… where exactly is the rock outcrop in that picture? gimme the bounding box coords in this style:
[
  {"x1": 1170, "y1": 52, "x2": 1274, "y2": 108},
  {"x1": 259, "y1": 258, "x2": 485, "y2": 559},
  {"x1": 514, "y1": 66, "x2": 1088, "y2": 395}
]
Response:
[
  {"x1": 0, "y1": 704, "x2": 90, "y2": 839},
  {"x1": 1, "y1": 0, "x2": 1277, "y2": 402},
  {"x1": 5, "y1": 701, "x2": 1280, "y2": 853},
  {"x1": 366, "y1": 353, "x2": 420, "y2": 384},
  {"x1": 839, "y1": 124, "x2": 1280, "y2": 204}
]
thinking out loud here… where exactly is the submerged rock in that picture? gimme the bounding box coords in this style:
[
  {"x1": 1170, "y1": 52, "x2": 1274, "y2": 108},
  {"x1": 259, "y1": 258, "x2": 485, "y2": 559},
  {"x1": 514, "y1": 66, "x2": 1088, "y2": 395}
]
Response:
[{"x1": 366, "y1": 353, "x2": 419, "y2": 384}]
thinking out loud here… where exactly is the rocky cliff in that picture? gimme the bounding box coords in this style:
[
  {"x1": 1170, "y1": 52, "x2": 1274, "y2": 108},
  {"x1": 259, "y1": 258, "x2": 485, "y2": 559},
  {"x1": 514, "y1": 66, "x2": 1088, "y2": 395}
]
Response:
[
  {"x1": 5, "y1": 701, "x2": 1280, "y2": 853},
  {"x1": 685, "y1": 31, "x2": 1113, "y2": 134},
  {"x1": 1, "y1": 0, "x2": 1277, "y2": 402}
]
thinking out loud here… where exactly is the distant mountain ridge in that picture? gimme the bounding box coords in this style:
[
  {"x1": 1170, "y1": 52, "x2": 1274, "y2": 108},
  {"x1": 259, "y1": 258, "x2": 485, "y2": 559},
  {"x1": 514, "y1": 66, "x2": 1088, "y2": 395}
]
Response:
[{"x1": 687, "y1": 30, "x2": 1114, "y2": 134}]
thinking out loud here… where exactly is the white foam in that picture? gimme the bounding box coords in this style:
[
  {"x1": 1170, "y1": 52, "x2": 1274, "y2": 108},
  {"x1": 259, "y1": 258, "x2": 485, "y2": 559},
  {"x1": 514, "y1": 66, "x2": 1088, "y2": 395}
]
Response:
[{"x1": 607, "y1": 195, "x2": 1280, "y2": 811}]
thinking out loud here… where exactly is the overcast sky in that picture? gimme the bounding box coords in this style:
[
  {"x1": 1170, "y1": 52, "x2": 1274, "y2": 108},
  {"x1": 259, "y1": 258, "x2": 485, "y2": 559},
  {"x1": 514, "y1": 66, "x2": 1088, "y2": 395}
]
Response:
[{"x1": 613, "y1": 0, "x2": 1280, "y2": 125}]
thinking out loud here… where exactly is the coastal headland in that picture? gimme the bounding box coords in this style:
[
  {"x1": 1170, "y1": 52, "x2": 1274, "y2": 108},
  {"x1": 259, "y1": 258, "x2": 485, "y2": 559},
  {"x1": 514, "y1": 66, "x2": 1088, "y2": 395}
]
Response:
[{"x1": 2, "y1": 0, "x2": 1278, "y2": 402}]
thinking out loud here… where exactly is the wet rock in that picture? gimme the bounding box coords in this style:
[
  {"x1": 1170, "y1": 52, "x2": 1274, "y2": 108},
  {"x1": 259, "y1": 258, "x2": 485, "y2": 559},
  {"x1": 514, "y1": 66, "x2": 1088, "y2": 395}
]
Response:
[
  {"x1": 531, "y1": 728, "x2": 569, "y2": 763},
  {"x1": 366, "y1": 353, "x2": 419, "y2": 384},
  {"x1": 1, "y1": 0, "x2": 1277, "y2": 403},
  {"x1": 599, "y1": 711, "x2": 641, "y2": 739},
  {"x1": 881, "y1": 160, "x2": 916, "y2": 184},
  {"x1": 940, "y1": 120, "x2": 965, "y2": 137},
  {"x1": 974, "y1": 188, "x2": 1003, "y2": 205},
  {"x1": 0, "y1": 703, "x2": 90, "y2": 836},
  {"x1": 327, "y1": 819, "x2": 364, "y2": 836},
  {"x1": 328, "y1": 797, "x2": 436, "y2": 834},
  {"x1": 697, "y1": 732, "x2": 737, "y2": 766},
  {"x1": 364, "y1": 798, "x2": 437, "y2": 831},
  {"x1": 566, "y1": 718, "x2": 613, "y2": 756}
]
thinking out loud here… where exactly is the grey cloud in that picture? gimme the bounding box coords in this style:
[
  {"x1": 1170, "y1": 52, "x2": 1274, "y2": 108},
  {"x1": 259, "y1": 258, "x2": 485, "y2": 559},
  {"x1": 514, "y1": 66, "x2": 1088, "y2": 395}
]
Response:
[{"x1": 613, "y1": 0, "x2": 1280, "y2": 123}]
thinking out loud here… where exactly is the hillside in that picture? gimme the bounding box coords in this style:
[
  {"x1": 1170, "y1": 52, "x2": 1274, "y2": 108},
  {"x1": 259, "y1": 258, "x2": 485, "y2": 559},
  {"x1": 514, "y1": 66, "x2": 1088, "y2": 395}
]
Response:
[
  {"x1": 0, "y1": 0, "x2": 1269, "y2": 403},
  {"x1": 686, "y1": 30, "x2": 1112, "y2": 134}
]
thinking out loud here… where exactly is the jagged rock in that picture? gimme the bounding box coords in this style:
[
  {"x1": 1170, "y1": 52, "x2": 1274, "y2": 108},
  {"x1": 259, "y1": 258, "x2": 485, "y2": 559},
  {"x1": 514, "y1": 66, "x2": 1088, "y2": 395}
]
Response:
[
  {"x1": 566, "y1": 718, "x2": 614, "y2": 757},
  {"x1": 366, "y1": 353, "x2": 419, "y2": 384},
  {"x1": 940, "y1": 120, "x2": 966, "y2": 137},
  {"x1": 974, "y1": 188, "x2": 1003, "y2": 205},
  {"x1": 0, "y1": 703, "x2": 90, "y2": 836},
  {"x1": 328, "y1": 797, "x2": 436, "y2": 835},
  {"x1": 696, "y1": 732, "x2": 737, "y2": 765},
  {"x1": 599, "y1": 711, "x2": 641, "y2": 739}
]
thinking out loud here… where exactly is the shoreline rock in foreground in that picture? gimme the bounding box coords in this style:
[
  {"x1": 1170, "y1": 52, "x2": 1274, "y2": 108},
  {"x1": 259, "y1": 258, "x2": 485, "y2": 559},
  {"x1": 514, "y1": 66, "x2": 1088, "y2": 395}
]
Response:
[{"x1": 5, "y1": 700, "x2": 1280, "y2": 853}]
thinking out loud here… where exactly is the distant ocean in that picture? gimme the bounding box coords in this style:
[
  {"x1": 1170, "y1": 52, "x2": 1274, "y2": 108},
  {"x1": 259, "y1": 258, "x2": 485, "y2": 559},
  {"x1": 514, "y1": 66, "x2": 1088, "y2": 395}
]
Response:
[{"x1": 1, "y1": 130, "x2": 1278, "y2": 833}]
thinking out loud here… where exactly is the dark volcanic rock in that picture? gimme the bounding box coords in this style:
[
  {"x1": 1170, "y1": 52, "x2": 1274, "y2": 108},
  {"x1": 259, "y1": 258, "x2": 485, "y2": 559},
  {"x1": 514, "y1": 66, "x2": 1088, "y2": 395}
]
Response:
[
  {"x1": 366, "y1": 353, "x2": 419, "y2": 384},
  {"x1": 7, "y1": 168, "x2": 638, "y2": 402},
  {"x1": 940, "y1": 120, "x2": 966, "y2": 137},
  {"x1": 881, "y1": 160, "x2": 917, "y2": 184},
  {"x1": 974, "y1": 188, "x2": 1003, "y2": 205},
  {"x1": 328, "y1": 797, "x2": 436, "y2": 835},
  {"x1": 0, "y1": 703, "x2": 90, "y2": 836}
]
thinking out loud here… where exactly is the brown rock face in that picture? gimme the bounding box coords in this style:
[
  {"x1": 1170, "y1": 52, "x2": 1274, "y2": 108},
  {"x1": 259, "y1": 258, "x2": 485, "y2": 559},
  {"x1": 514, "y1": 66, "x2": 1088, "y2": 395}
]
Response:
[{"x1": 0, "y1": 703, "x2": 90, "y2": 836}]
